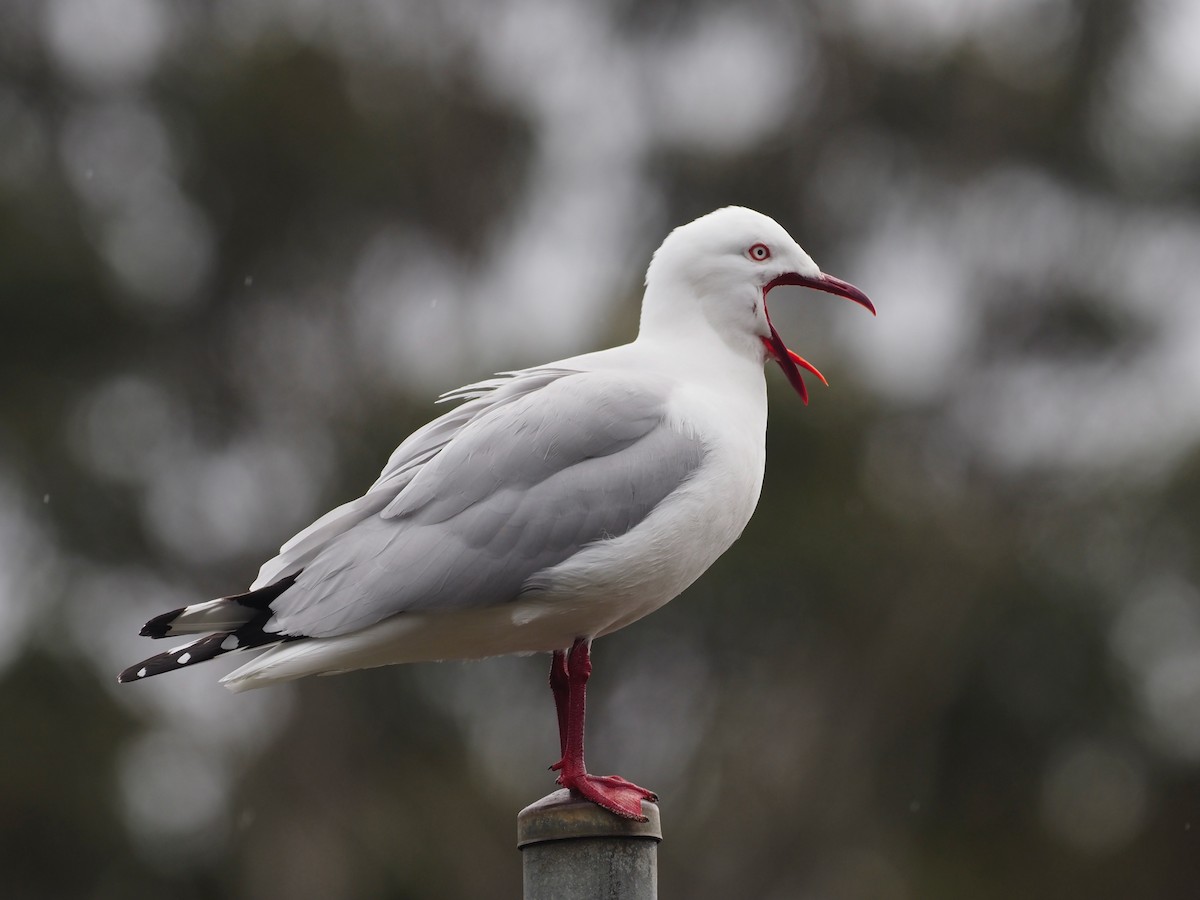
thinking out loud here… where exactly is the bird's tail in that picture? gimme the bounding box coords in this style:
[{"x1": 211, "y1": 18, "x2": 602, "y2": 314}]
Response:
[{"x1": 117, "y1": 573, "x2": 301, "y2": 684}]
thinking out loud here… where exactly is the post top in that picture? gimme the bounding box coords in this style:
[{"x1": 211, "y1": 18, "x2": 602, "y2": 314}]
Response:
[{"x1": 517, "y1": 789, "x2": 662, "y2": 848}]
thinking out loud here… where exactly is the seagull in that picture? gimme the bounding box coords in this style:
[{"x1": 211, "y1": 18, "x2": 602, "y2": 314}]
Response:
[{"x1": 119, "y1": 206, "x2": 874, "y2": 820}]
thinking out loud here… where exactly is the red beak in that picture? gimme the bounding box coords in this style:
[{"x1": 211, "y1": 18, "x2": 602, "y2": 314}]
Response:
[{"x1": 760, "y1": 272, "x2": 876, "y2": 405}]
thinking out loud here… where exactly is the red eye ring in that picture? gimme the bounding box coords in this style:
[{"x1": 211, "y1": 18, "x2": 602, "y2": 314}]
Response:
[{"x1": 748, "y1": 243, "x2": 771, "y2": 261}]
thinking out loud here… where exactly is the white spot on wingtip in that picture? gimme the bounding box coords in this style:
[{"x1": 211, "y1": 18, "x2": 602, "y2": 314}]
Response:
[
  {"x1": 137, "y1": 667, "x2": 147, "y2": 678},
  {"x1": 221, "y1": 635, "x2": 239, "y2": 651},
  {"x1": 177, "y1": 652, "x2": 191, "y2": 665}
]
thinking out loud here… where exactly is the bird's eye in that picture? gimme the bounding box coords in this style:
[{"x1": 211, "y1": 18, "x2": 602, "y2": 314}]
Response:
[{"x1": 748, "y1": 243, "x2": 771, "y2": 261}]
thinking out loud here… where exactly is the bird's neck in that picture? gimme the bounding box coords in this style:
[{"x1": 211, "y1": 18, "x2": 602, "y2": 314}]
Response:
[{"x1": 636, "y1": 282, "x2": 766, "y2": 371}]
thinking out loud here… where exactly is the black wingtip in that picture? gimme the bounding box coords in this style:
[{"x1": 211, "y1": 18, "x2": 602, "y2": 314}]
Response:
[
  {"x1": 140, "y1": 608, "x2": 182, "y2": 638},
  {"x1": 118, "y1": 633, "x2": 226, "y2": 684},
  {"x1": 118, "y1": 650, "x2": 182, "y2": 683},
  {"x1": 118, "y1": 658, "x2": 160, "y2": 683}
]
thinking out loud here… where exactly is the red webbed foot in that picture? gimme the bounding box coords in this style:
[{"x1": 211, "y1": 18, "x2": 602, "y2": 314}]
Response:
[{"x1": 556, "y1": 771, "x2": 658, "y2": 821}]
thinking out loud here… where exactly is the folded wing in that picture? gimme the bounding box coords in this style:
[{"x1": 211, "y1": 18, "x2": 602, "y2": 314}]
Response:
[
  {"x1": 265, "y1": 369, "x2": 705, "y2": 638},
  {"x1": 249, "y1": 367, "x2": 579, "y2": 591}
]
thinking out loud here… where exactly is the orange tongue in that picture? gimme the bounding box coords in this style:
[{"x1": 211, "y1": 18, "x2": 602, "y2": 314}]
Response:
[{"x1": 786, "y1": 347, "x2": 828, "y2": 386}]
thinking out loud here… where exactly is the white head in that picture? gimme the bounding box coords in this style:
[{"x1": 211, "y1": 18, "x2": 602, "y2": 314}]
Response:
[{"x1": 640, "y1": 206, "x2": 874, "y2": 403}]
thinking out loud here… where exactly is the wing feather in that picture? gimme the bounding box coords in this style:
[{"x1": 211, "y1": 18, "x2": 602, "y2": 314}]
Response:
[
  {"x1": 266, "y1": 370, "x2": 703, "y2": 638},
  {"x1": 250, "y1": 367, "x2": 576, "y2": 590}
]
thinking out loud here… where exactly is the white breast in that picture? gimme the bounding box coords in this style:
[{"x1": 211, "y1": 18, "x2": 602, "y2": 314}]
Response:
[{"x1": 510, "y1": 353, "x2": 769, "y2": 642}]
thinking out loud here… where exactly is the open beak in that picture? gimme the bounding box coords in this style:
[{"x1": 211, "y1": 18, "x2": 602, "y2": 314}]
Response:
[{"x1": 760, "y1": 272, "x2": 876, "y2": 405}]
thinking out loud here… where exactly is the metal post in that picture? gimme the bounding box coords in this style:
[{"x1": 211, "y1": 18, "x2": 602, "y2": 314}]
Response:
[{"x1": 517, "y1": 789, "x2": 662, "y2": 899}]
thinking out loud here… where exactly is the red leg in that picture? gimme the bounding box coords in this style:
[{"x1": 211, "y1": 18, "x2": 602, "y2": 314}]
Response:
[
  {"x1": 549, "y1": 638, "x2": 657, "y2": 821},
  {"x1": 549, "y1": 649, "x2": 569, "y2": 762}
]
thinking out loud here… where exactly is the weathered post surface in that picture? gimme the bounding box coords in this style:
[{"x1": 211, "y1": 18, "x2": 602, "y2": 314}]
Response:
[{"x1": 517, "y1": 789, "x2": 662, "y2": 899}]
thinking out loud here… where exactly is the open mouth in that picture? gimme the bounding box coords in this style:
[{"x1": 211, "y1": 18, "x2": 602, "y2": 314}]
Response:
[{"x1": 760, "y1": 272, "x2": 876, "y2": 404}]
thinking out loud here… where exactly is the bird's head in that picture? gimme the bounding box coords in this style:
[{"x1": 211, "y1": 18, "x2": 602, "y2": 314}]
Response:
[{"x1": 641, "y1": 206, "x2": 875, "y2": 404}]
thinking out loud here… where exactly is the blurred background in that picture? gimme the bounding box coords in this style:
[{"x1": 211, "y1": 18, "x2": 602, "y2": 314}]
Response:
[{"x1": 4, "y1": 0, "x2": 1200, "y2": 896}]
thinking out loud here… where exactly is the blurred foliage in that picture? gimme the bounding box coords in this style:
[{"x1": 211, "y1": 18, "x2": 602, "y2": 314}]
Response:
[{"x1": 4, "y1": 0, "x2": 1200, "y2": 897}]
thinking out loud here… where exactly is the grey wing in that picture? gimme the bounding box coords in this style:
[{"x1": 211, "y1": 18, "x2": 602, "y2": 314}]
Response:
[
  {"x1": 250, "y1": 367, "x2": 576, "y2": 591},
  {"x1": 368, "y1": 367, "x2": 577, "y2": 494},
  {"x1": 266, "y1": 371, "x2": 704, "y2": 638}
]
